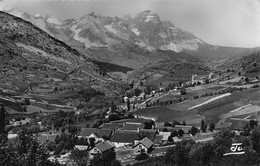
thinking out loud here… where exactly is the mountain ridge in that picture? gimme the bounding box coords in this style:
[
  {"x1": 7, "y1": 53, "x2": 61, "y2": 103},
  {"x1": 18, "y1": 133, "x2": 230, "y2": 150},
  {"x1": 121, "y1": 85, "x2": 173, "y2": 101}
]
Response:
[{"x1": 1, "y1": 8, "x2": 253, "y2": 71}]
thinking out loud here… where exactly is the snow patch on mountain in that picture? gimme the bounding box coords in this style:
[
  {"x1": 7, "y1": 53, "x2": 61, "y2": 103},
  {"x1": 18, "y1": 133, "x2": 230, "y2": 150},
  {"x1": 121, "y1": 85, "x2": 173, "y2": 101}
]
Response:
[
  {"x1": 104, "y1": 24, "x2": 118, "y2": 34},
  {"x1": 70, "y1": 25, "x2": 106, "y2": 48},
  {"x1": 135, "y1": 41, "x2": 155, "y2": 51},
  {"x1": 168, "y1": 26, "x2": 176, "y2": 29},
  {"x1": 46, "y1": 15, "x2": 62, "y2": 25},
  {"x1": 145, "y1": 15, "x2": 155, "y2": 22},
  {"x1": 131, "y1": 28, "x2": 140, "y2": 36},
  {"x1": 158, "y1": 32, "x2": 168, "y2": 39},
  {"x1": 160, "y1": 43, "x2": 181, "y2": 52},
  {"x1": 34, "y1": 13, "x2": 42, "y2": 18}
]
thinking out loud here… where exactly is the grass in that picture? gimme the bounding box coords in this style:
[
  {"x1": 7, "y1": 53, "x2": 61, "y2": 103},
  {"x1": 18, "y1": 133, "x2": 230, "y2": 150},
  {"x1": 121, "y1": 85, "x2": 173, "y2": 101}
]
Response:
[
  {"x1": 134, "y1": 105, "x2": 202, "y2": 125},
  {"x1": 96, "y1": 61, "x2": 134, "y2": 73},
  {"x1": 167, "y1": 96, "x2": 217, "y2": 111}
]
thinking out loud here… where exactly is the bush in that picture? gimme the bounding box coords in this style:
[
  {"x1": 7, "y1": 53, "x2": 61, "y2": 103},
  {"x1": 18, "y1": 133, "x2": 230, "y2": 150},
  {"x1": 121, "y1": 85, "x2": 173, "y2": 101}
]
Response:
[
  {"x1": 135, "y1": 152, "x2": 149, "y2": 161},
  {"x1": 164, "y1": 122, "x2": 172, "y2": 127}
]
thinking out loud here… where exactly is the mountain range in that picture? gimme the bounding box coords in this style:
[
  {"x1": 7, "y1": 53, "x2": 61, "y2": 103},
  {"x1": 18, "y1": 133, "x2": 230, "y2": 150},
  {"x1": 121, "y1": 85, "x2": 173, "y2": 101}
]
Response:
[{"x1": 3, "y1": 8, "x2": 250, "y2": 69}]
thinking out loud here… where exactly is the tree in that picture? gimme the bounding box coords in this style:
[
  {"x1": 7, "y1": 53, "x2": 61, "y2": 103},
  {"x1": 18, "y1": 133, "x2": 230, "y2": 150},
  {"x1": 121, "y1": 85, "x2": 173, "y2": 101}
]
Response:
[
  {"x1": 89, "y1": 137, "x2": 96, "y2": 148},
  {"x1": 108, "y1": 114, "x2": 120, "y2": 121},
  {"x1": 0, "y1": 106, "x2": 6, "y2": 134},
  {"x1": 238, "y1": 72, "x2": 241, "y2": 76},
  {"x1": 0, "y1": 128, "x2": 60, "y2": 166},
  {"x1": 172, "y1": 120, "x2": 181, "y2": 127},
  {"x1": 200, "y1": 119, "x2": 206, "y2": 133},
  {"x1": 249, "y1": 120, "x2": 257, "y2": 129},
  {"x1": 205, "y1": 79, "x2": 210, "y2": 84},
  {"x1": 110, "y1": 101, "x2": 116, "y2": 112},
  {"x1": 164, "y1": 122, "x2": 172, "y2": 127},
  {"x1": 135, "y1": 152, "x2": 149, "y2": 161},
  {"x1": 180, "y1": 87, "x2": 186, "y2": 95},
  {"x1": 162, "y1": 128, "x2": 168, "y2": 132},
  {"x1": 165, "y1": 139, "x2": 195, "y2": 165},
  {"x1": 171, "y1": 130, "x2": 178, "y2": 137},
  {"x1": 126, "y1": 99, "x2": 130, "y2": 112},
  {"x1": 245, "y1": 77, "x2": 249, "y2": 83},
  {"x1": 90, "y1": 149, "x2": 121, "y2": 166},
  {"x1": 209, "y1": 122, "x2": 215, "y2": 132},
  {"x1": 70, "y1": 149, "x2": 89, "y2": 166},
  {"x1": 189, "y1": 142, "x2": 214, "y2": 166},
  {"x1": 68, "y1": 125, "x2": 78, "y2": 134},
  {"x1": 24, "y1": 98, "x2": 30, "y2": 105},
  {"x1": 46, "y1": 141, "x2": 57, "y2": 152},
  {"x1": 178, "y1": 129, "x2": 184, "y2": 137},
  {"x1": 144, "y1": 120, "x2": 155, "y2": 129},
  {"x1": 190, "y1": 126, "x2": 199, "y2": 136},
  {"x1": 211, "y1": 129, "x2": 234, "y2": 164},
  {"x1": 251, "y1": 129, "x2": 260, "y2": 154}
]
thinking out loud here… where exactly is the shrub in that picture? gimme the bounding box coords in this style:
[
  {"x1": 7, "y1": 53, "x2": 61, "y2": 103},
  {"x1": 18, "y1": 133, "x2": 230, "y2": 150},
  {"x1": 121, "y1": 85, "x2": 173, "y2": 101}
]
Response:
[{"x1": 135, "y1": 152, "x2": 149, "y2": 161}]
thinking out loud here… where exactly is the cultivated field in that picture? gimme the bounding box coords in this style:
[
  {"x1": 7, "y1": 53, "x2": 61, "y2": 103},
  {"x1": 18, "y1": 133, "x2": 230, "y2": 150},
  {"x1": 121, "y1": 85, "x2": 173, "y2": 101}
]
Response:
[{"x1": 134, "y1": 87, "x2": 260, "y2": 126}]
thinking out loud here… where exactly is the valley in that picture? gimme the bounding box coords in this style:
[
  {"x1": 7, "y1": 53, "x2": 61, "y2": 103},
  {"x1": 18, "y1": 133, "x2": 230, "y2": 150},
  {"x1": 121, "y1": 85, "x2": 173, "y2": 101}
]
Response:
[{"x1": 1, "y1": 6, "x2": 260, "y2": 166}]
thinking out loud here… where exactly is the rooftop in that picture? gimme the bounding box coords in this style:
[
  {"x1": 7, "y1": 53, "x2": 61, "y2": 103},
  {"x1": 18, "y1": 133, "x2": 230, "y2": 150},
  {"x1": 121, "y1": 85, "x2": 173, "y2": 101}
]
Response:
[
  {"x1": 135, "y1": 137, "x2": 153, "y2": 149},
  {"x1": 230, "y1": 118, "x2": 250, "y2": 131},
  {"x1": 110, "y1": 132, "x2": 139, "y2": 144},
  {"x1": 95, "y1": 141, "x2": 114, "y2": 152},
  {"x1": 79, "y1": 128, "x2": 112, "y2": 138}
]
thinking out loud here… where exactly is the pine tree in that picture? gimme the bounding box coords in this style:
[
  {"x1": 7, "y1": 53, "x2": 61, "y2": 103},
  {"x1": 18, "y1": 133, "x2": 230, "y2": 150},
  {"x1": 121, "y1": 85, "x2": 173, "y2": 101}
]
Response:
[
  {"x1": 200, "y1": 119, "x2": 206, "y2": 133},
  {"x1": 0, "y1": 106, "x2": 6, "y2": 134}
]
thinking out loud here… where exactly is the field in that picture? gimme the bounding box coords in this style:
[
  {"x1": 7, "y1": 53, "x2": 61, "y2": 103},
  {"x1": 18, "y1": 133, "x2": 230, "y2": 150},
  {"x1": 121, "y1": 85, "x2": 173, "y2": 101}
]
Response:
[
  {"x1": 134, "y1": 88, "x2": 260, "y2": 126},
  {"x1": 134, "y1": 105, "x2": 202, "y2": 125}
]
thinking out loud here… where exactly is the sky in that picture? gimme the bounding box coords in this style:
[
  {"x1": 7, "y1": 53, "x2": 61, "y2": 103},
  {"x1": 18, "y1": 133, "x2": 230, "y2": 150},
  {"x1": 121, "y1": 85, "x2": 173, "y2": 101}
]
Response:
[{"x1": 1, "y1": 0, "x2": 260, "y2": 48}]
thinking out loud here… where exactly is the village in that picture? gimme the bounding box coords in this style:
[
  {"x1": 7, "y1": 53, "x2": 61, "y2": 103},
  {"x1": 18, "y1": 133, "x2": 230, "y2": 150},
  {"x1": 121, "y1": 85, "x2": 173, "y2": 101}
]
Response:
[{"x1": 3, "y1": 67, "x2": 260, "y2": 165}]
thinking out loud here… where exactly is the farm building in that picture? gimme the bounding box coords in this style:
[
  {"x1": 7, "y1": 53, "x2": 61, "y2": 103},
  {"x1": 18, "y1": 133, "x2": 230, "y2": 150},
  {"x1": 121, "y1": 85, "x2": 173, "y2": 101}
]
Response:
[
  {"x1": 89, "y1": 141, "x2": 115, "y2": 159},
  {"x1": 110, "y1": 131, "x2": 139, "y2": 148},
  {"x1": 134, "y1": 137, "x2": 154, "y2": 154},
  {"x1": 79, "y1": 128, "x2": 113, "y2": 140}
]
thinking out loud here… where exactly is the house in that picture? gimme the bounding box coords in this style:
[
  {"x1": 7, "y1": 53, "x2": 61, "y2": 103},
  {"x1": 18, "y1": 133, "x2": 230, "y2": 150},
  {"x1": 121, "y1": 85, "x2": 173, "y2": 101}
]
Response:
[
  {"x1": 230, "y1": 118, "x2": 250, "y2": 131},
  {"x1": 120, "y1": 122, "x2": 145, "y2": 131},
  {"x1": 38, "y1": 134, "x2": 58, "y2": 143},
  {"x1": 173, "y1": 125, "x2": 192, "y2": 134},
  {"x1": 159, "y1": 132, "x2": 171, "y2": 143},
  {"x1": 134, "y1": 137, "x2": 153, "y2": 154},
  {"x1": 74, "y1": 145, "x2": 88, "y2": 151},
  {"x1": 101, "y1": 123, "x2": 124, "y2": 130},
  {"x1": 139, "y1": 92, "x2": 146, "y2": 99},
  {"x1": 192, "y1": 74, "x2": 207, "y2": 85},
  {"x1": 79, "y1": 128, "x2": 113, "y2": 141},
  {"x1": 153, "y1": 135, "x2": 163, "y2": 145},
  {"x1": 89, "y1": 140, "x2": 115, "y2": 159},
  {"x1": 110, "y1": 131, "x2": 139, "y2": 148},
  {"x1": 172, "y1": 136, "x2": 181, "y2": 143},
  {"x1": 139, "y1": 129, "x2": 157, "y2": 140}
]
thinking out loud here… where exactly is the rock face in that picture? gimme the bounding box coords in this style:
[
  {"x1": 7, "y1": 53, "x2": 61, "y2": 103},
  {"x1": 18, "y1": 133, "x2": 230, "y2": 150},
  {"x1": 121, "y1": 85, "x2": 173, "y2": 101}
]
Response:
[{"x1": 125, "y1": 10, "x2": 204, "y2": 53}]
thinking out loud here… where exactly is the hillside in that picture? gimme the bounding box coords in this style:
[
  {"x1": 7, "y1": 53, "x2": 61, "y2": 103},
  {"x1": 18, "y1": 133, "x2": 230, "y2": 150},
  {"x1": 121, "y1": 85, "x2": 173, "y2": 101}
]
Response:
[
  {"x1": 219, "y1": 48, "x2": 260, "y2": 77},
  {"x1": 0, "y1": 11, "x2": 122, "y2": 102},
  {"x1": 126, "y1": 60, "x2": 210, "y2": 86}
]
